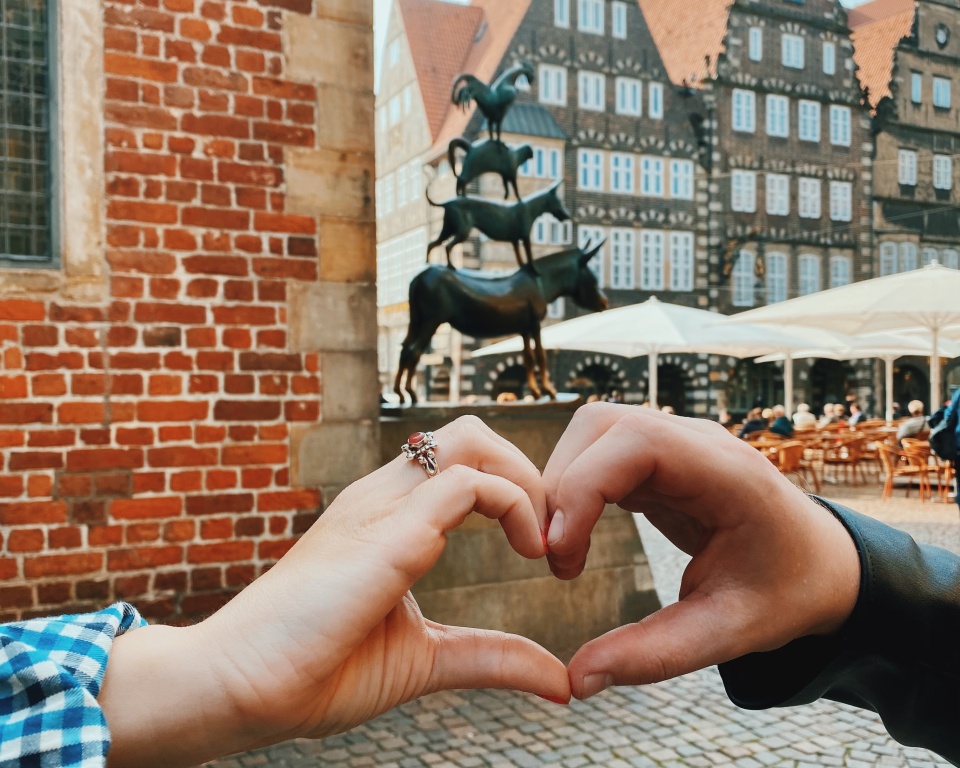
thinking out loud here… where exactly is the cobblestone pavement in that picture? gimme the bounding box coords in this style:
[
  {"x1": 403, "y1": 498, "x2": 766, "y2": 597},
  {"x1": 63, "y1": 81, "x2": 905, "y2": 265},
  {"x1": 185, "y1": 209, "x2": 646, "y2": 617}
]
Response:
[{"x1": 207, "y1": 485, "x2": 958, "y2": 768}]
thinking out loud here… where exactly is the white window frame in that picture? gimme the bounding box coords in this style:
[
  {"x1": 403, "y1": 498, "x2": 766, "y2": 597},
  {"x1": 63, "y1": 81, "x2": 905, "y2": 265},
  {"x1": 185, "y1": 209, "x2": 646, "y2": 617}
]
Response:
[
  {"x1": 578, "y1": 0, "x2": 604, "y2": 34},
  {"x1": 911, "y1": 72, "x2": 923, "y2": 104},
  {"x1": 732, "y1": 88, "x2": 756, "y2": 133},
  {"x1": 829, "y1": 105, "x2": 851, "y2": 146},
  {"x1": 900, "y1": 242, "x2": 918, "y2": 271},
  {"x1": 749, "y1": 27, "x2": 763, "y2": 62},
  {"x1": 880, "y1": 242, "x2": 898, "y2": 276},
  {"x1": 648, "y1": 82, "x2": 664, "y2": 119},
  {"x1": 898, "y1": 149, "x2": 918, "y2": 185},
  {"x1": 798, "y1": 254, "x2": 821, "y2": 296},
  {"x1": 539, "y1": 64, "x2": 568, "y2": 106},
  {"x1": 766, "y1": 252, "x2": 788, "y2": 304},
  {"x1": 578, "y1": 149, "x2": 604, "y2": 191},
  {"x1": 830, "y1": 181, "x2": 852, "y2": 222},
  {"x1": 934, "y1": 77, "x2": 952, "y2": 109},
  {"x1": 578, "y1": 71, "x2": 606, "y2": 112},
  {"x1": 669, "y1": 232, "x2": 694, "y2": 292},
  {"x1": 533, "y1": 214, "x2": 573, "y2": 246},
  {"x1": 830, "y1": 255, "x2": 851, "y2": 288},
  {"x1": 611, "y1": 228, "x2": 636, "y2": 289},
  {"x1": 615, "y1": 77, "x2": 642, "y2": 116},
  {"x1": 640, "y1": 156, "x2": 664, "y2": 197},
  {"x1": 732, "y1": 251, "x2": 755, "y2": 307},
  {"x1": 554, "y1": 0, "x2": 570, "y2": 28},
  {"x1": 396, "y1": 164, "x2": 407, "y2": 207},
  {"x1": 579, "y1": 225, "x2": 606, "y2": 287},
  {"x1": 798, "y1": 100, "x2": 820, "y2": 142},
  {"x1": 611, "y1": 153, "x2": 635, "y2": 194},
  {"x1": 766, "y1": 173, "x2": 790, "y2": 216},
  {"x1": 798, "y1": 177, "x2": 822, "y2": 219},
  {"x1": 669, "y1": 159, "x2": 694, "y2": 200},
  {"x1": 612, "y1": 1, "x2": 628, "y2": 39},
  {"x1": 547, "y1": 298, "x2": 566, "y2": 320},
  {"x1": 782, "y1": 33, "x2": 805, "y2": 69},
  {"x1": 822, "y1": 41, "x2": 836, "y2": 75},
  {"x1": 766, "y1": 94, "x2": 789, "y2": 138},
  {"x1": 934, "y1": 154, "x2": 953, "y2": 190},
  {"x1": 731, "y1": 170, "x2": 757, "y2": 213},
  {"x1": 942, "y1": 249, "x2": 959, "y2": 269},
  {"x1": 382, "y1": 173, "x2": 394, "y2": 214},
  {"x1": 408, "y1": 160, "x2": 422, "y2": 201},
  {"x1": 639, "y1": 230, "x2": 664, "y2": 291}
]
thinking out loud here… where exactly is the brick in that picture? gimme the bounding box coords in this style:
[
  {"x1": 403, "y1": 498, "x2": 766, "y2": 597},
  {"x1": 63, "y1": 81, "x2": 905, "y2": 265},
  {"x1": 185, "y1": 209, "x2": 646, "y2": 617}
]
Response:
[
  {"x1": 116, "y1": 427, "x2": 154, "y2": 446},
  {"x1": 0, "y1": 586, "x2": 34, "y2": 608},
  {"x1": 217, "y1": 161, "x2": 281, "y2": 186},
  {"x1": 80, "y1": 428, "x2": 112, "y2": 446},
  {"x1": 259, "y1": 375, "x2": 287, "y2": 395},
  {"x1": 228, "y1": 425, "x2": 257, "y2": 442},
  {"x1": 49, "y1": 526, "x2": 83, "y2": 550},
  {"x1": 108, "y1": 546, "x2": 183, "y2": 571},
  {"x1": 148, "y1": 446, "x2": 218, "y2": 468},
  {"x1": 149, "y1": 278, "x2": 181, "y2": 300},
  {"x1": 106, "y1": 150, "x2": 178, "y2": 176},
  {"x1": 148, "y1": 374, "x2": 183, "y2": 396},
  {"x1": 0, "y1": 559, "x2": 18, "y2": 581},
  {"x1": 133, "y1": 472, "x2": 166, "y2": 494},
  {"x1": 94, "y1": 473, "x2": 133, "y2": 496},
  {"x1": 185, "y1": 493, "x2": 254, "y2": 515},
  {"x1": 191, "y1": 566, "x2": 223, "y2": 590},
  {"x1": 216, "y1": 25, "x2": 281, "y2": 51},
  {"x1": 252, "y1": 122, "x2": 314, "y2": 147},
  {"x1": 66, "y1": 449, "x2": 143, "y2": 472},
  {"x1": 107, "y1": 250, "x2": 177, "y2": 275},
  {"x1": 286, "y1": 400, "x2": 320, "y2": 421},
  {"x1": 200, "y1": 517, "x2": 233, "y2": 540},
  {"x1": 111, "y1": 374, "x2": 145, "y2": 396},
  {"x1": 222, "y1": 444, "x2": 287, "y2": 465},
  {"x1": 223, "y1": 328, "x2": 252, "y2": 348},
  {"x1": 24, "y1": 552, "x2": 102, "y2": 578},
  {"x1": 125, "y1": 523, "x2": 161, "y2": 545},
  {"x1": 114, "y1": 574, "x2": 151, "y2": 598},
  {"x1": 224, "y1": 375, "x2": 255, "y2": 395},
  {"x1": 241, "y1": 467, "x2": 272, "y2": 488},
  {"x1": 258, "y1": 539, "x2": 298, "y2": 560},
  {"x1": 137, "y1": 401, "x2": 209, "y2": 422},
  {"x1": 163, "y1": 520, "x2": 196, "y2": 543},
  {"x1": 206, "y1": 469, "x2": 237, "y2": 490},
  {"x1": 214, "y1": 400, "x2": 281, "y2": 421},
  {"x1": 171, "y1": 470, "x2": 203, "y2": 492},
  {"x1": 258, "y1": 489, "x2": 320, "y2": 512},
  {"x1": 58, "y1": 475, "x2": 92, "y2": 497},
  {"x1": 187, "y1": 541, "x2": 254, "y2": 564},
  {"x1": 21, "y1": 325, "x2": 58, "y2": 346},
  {"x1": 0, "y1": 375, "x2": 28, "y2": 398},
  {"x1": 0, "y1": 403, "x2": 53, "y2": 424},
  {"x1": 0, "y1": 300, "x2": 45, "y2": 322},
  {"x1": 88, "y1": 525, "x2": 123, "y2": 547},
  {"x1": 107, "y1": 326, "x2": 138, "y2": 347},
  {"x1": 181, "y1": 113, "x2": 250, "y2": 139},
  {"x1": 70, "y1": 500, "x2": 108, "y2": 526},
  {"x1": 65, "y1": 328, "x2": 99, "y2": 348},
  {"x1": 7, "y1": 529, "x2": 44, "y2": 552},
  {"x1": 8, "y1": 452, "x2": 64, "y2": 471},
  {"x1": 111, "y1": 497, "x2": 183, "y2": 520},
  {"x1": 107, "y1": 200, "x2": 178, "y2": 224},
  {"x1": 37, "y1": 583, "x2": 72, "y2": 604},
  {"x1": 71, "y1": 375, "x2": 107, "y2": 396},
  {"x1": 238, "y1": 352, "x2": 302, "y2": 371},
  {"x1": 134, "y1": 303, "x2": 206, "y2": 325},
  {"x1": 58, "y1": 403, "x2": 106, "y2": 425},
  {"x1": 27, "y1": 475, "x2": 53, "y2": 497},
  {"x1": 182, "y1": 207, "x2": 249, "y2": 230},
  {"x1": 188, "y1": 375, "x2": 219, "y2": 394}
]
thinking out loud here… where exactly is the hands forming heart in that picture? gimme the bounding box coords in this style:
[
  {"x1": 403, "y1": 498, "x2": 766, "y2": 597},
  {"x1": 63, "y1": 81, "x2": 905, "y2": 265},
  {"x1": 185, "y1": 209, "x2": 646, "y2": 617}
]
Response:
[{"x1": 98, "y1": 405, "x2": 860, "y2": 768}]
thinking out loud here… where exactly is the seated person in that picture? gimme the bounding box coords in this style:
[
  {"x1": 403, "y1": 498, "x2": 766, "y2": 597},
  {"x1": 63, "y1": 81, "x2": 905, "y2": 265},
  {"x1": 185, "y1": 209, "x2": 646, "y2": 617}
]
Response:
[
  {"x1": 817, "y1": 403, "x2": 840, "y2": 429},
  {"x1": 738, "y1": 407, "x2": 768, "y2": 439},
  {"x1": 769, "y1": 405, "x2": 793, "y2": 437},
  {"x1": 848, "y1": 402, "x2": 866, "y2": 428},
  {"x1": 896, "y1": 399, "x2": 927, "y2": 445},
  {"x1": 793, "y1": 403, "x2": 817, "y2": 429}
]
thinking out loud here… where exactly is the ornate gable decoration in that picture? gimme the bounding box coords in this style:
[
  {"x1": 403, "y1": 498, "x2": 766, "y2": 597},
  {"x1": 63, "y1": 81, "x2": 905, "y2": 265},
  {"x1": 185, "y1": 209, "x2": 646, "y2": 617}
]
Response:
[
  {"x1": 667, "y1": 139, "x2": 697, "y2": 156},
  {"x1": 577, "y1": 128, "x2": 607, "y2": 145},
  {"x1": 669, "y1": 211, "x2": 696, "y2": 227},
  {"x1": 610, "y1": 132, "x2": 637, "y2": 148},
  {"x1": 578, "y1": 50, "x2": 607, "y2": 70},
  {"x1": 536, "y1": 44, "x2": 571, "y2": 65},
  {"x1": 729, "y1": 72, "x2": 760, "y2": 87},
  {"x1": 638, "y1": 136, "x2": 666, "y2": 152},
  {"x1": 779, "y1": 22, "x2": 806, "y2": 36},
  {"x1": 638, "y1": 209, "x2": 668, "y2": 225},
  {"x1": 611, "y1": 206, "x2": 638, "y2": 223},
  {"x1": 615, "y1": 57, "x2": 646, "y2": 76},
  {"x1": 578, "y1": 204, "x2": 607, "y2": 220}
]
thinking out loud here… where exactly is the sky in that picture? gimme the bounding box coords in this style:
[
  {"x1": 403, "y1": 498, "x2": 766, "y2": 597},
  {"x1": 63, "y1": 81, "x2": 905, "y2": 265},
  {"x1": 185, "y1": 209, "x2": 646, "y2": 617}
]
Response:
[{"x1": 373, "y1": 0, "x2": 872, "y2": 69}]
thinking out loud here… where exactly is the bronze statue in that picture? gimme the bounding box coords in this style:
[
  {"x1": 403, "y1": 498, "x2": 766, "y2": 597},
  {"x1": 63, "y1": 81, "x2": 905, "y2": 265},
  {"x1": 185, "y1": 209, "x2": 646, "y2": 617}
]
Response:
[
  {"x1": 452, "y1": 61, "x2": 536, "y2": 142},
  {"x1": 426, "y1": 180, "x2": 571, "y2": 270},
  {"x1": 395, "y1": 240, "x2": 607, "y2": 404},
  {"x1": 448, "y1": 137, "x2": 533, "y2": 199}
]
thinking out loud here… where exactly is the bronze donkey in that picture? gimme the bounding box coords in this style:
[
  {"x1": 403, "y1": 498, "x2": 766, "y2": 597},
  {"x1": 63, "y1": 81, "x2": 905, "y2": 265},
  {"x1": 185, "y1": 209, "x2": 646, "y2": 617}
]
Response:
[
  {"x1": 426, "y1": 180, "x2": 571, "y2": 270},
  {"x1": 395, "y1": 240, "x2": 607, "y2": 404}
]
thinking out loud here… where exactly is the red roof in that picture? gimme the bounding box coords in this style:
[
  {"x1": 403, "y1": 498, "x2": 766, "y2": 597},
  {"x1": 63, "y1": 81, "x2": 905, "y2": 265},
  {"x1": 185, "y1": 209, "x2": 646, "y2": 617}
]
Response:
[
  {"x1": 637, "y1": 0, "x2": 734, "y2": 87},
  {"x1": 848, "y1": 0, "x2": 916, "y2": 109},
  {"x1": 397, "y1": 0, "x2": 485, "y2": 141}
]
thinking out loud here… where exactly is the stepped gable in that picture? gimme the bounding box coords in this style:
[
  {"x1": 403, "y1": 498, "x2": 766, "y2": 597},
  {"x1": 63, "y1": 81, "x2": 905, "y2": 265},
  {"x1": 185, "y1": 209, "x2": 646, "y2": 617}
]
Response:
[
  {"x1": 398, "y1": 0, "x2": 485, "y2": 140},
  {"x1": 637, "y1": 0, "x2": 734, "y2": 87},
  {"x1": 849, "y1": 0, "x2": 916, "y2": 110}
]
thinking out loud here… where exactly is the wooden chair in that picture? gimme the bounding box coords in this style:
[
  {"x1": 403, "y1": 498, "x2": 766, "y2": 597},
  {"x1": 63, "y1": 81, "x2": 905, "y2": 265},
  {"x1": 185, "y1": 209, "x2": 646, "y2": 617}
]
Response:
[
  {"x1": 877, "y1": 443, "x2": 929, "y2": 501},
  {"x1": 822, "y1": 435, "x2": 868, "y2": 486},
  {"x1": 940, "y1": 461, "x2": 955, "y2": 503},
  {"x1": 902, "y1": 439, "x2": 950, "y2": 500},
  {"x1": 776, "y1": 441, "x2": 821, "y2": 493}
]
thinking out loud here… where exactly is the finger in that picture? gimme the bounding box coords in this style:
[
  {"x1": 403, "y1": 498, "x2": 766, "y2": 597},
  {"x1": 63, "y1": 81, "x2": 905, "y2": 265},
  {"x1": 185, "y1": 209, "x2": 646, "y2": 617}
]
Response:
[
  {"x1": 426, "y1": 621, "x2": 571, "y2": 703},
  {"x1": 391, "y1": 416, "x2": 548, "y2": 529},
  {"x1": 566, "y1": 593, "x2": 751, "y2": 700}
]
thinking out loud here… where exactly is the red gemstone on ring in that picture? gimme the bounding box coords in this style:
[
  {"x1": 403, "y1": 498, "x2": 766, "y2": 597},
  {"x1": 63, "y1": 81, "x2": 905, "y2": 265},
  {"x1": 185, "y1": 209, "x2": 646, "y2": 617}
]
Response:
[{"x1": 408, "y1": 432, "x2": 426, "y2": 446}]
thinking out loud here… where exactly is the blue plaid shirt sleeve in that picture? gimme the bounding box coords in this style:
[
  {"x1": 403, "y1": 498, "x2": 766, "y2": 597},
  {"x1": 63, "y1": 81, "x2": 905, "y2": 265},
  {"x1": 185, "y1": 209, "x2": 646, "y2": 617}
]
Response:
[{"x1": 0, "y1": 603, "x2": 146, "y2": 768}]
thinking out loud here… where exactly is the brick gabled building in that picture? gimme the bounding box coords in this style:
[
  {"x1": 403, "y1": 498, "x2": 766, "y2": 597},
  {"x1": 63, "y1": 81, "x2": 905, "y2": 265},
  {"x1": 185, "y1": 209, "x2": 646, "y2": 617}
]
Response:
[
  {"x1": 0, "y1": 1, "x2": 379, "y2": 622},
  {"x1": 851, "y1": 0, "x2": 960, "y2": 403},
  {"x1": 379, "y1": 0, "x2": 716, "y2": 413},
  {"x1": 641, "y1": 0, "x2": 876, "y2": 412}
]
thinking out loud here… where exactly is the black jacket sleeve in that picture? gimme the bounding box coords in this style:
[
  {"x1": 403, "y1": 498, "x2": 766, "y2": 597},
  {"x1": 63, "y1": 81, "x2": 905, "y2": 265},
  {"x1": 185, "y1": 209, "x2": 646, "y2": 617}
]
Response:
[{"x1": 718, "y1": 497, "x2": 960, "y2": 766}]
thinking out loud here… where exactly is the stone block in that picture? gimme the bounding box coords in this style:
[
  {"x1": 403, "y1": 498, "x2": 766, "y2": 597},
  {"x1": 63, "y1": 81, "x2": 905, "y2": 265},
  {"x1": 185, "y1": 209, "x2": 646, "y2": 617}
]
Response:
[
  {"x1": 286, "y1": 16, "x2": 373, "y2": 92},
  {"x1": 289, "y1": 281, "x2": 378, "y2": 353},
  {"x1": 319, "y1": 217, "x2": 377, "y2": 283},
  {"x1": 316, "y1": 0, "x2": 373, "y2": 27},
  {"x1": 294, "y1": 419, "x2": 380, "y2": 490},
  {"x1": 286, "y1": 148, "x2": 375, "y2": 222},
  {"x1": 321, "y1": 351, "x2": 381, "y2": 421},
  {"x1": 317, "y1": 84, "x2": 375, "y2": 153}
]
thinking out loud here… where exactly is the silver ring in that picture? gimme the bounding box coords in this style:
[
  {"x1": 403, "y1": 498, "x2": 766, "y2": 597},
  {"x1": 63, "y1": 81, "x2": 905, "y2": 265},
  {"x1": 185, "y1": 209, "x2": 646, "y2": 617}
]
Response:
[{"x1": 402, "y1": 431, "x2": 439, "y2": 477}]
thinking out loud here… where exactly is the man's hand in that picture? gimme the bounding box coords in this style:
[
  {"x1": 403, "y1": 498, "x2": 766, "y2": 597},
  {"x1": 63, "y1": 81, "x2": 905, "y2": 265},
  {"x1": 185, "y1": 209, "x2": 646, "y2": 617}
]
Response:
[{"x1": 543, "y1": 403, "x2": 860, "y2": 700}]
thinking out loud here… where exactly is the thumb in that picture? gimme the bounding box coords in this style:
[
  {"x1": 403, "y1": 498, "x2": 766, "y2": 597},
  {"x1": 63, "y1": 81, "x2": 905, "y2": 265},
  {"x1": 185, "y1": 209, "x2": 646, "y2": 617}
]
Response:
[
  {"x1": 567, "y1": 594, "x2": 750, "y2": 700},
  {"x1": 425, "y1": 621, "x2": 571, "y2": 704}
]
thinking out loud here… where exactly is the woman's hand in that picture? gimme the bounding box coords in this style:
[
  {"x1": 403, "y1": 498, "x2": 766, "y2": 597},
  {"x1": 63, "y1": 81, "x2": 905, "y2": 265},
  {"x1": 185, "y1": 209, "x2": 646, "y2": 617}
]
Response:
[
  {"x1": 542, "y1": 403, "x2": 860, "y2": 700},
  {"x1": 100, "y1": 416, "x2": 569, "y2": 767}
]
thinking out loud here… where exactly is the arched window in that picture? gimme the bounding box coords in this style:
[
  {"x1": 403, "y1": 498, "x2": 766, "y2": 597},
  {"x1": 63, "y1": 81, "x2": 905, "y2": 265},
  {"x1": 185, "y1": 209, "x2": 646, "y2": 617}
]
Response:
[
  {"x1": 766, "y1": 252, "x2": 788, "y2": 303},
  {"x1": 798, "y1": 253, "x2": 821, "y2": 296},
  {"x1": 900, "y1": 242, "x2": 918, "y2": 271},
  {"x1": 732, "y1": 251, "x2": 755, "y2": 307},
  {"x1": 830, "y1": 255, "x2": 851, "y2": 287}
]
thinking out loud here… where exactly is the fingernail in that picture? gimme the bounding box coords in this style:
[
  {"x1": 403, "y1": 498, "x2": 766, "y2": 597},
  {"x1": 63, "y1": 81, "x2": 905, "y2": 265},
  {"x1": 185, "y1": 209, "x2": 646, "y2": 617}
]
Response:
[
  {"x1": 580, "y1": 673, "x2": 614, "y2": 700},
  {"x1": 537, "y1": 694, "x2": 570, "y2": 705},
  {"x1": 547, "y1": 510, "x2": 565, "y2": 549}
]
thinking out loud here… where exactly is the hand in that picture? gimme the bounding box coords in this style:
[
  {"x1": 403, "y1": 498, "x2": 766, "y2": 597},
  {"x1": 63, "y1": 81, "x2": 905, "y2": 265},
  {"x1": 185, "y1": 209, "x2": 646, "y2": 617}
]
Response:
[
  {"x1": 100, "y1": 416, "x2": 569, "y2": 767},
  {"x1": 542, "y1": 403, "x2": 860, "y2": 700}
]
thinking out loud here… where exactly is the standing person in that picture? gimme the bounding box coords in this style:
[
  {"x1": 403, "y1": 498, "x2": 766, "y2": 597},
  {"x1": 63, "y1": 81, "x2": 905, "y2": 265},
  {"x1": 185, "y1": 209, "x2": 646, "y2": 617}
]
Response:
[
  {"x1": 769, "y1": 405, "x2": 793, "y2": 437},
  {"x1": 933, "y1": 389, "x2": 960, "y2": 512}
]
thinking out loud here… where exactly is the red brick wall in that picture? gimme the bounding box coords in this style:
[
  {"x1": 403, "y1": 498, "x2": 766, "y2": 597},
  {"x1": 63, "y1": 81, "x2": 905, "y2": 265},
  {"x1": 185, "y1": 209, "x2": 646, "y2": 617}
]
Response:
[{"x1": 0, "y1": 0, "x2": 327, "y2": 623}]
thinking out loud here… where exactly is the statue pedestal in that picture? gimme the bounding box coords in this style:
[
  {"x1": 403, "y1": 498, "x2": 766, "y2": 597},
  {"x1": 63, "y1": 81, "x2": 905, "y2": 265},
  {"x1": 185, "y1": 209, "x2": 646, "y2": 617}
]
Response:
[{"x1": 380, "y1": 397, "x2": 660, "y2": 657}]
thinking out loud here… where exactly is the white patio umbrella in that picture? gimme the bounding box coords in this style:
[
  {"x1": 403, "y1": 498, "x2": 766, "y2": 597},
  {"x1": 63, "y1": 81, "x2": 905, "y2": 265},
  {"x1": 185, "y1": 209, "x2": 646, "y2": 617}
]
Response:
[
  {"x1": 754, "y1": 331, "x2": 960, "y2": 421},
  {"x1": 730, "y1": 262, "x2": 960, "y2": 410},
  {"x1": 472, "y1": 297, "x2": 810, "y2": 408}
]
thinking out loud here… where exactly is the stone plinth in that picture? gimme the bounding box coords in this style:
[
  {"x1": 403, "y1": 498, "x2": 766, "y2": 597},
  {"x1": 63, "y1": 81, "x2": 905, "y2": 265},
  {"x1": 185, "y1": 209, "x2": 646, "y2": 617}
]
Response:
[{"x1": 380, "y1": 398, "x2": 660, "y2": 657}]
